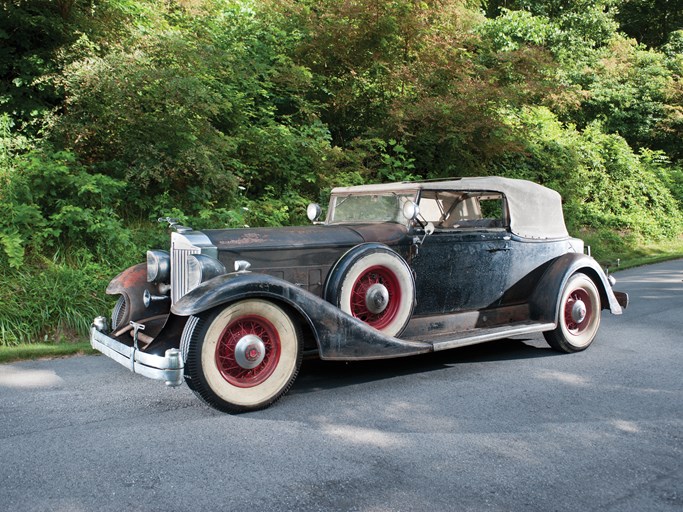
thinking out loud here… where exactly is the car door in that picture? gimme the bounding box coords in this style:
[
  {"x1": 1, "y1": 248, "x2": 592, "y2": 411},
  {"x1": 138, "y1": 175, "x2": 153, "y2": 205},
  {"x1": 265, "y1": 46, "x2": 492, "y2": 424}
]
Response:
[{"x1": 409, "y1": 191, "x2": 513, "y2": 316}]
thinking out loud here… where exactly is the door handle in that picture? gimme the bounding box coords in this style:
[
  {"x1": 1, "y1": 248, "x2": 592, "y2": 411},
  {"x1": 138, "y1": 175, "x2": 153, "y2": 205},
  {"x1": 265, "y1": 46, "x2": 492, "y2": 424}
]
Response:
[{"x1": 487, "y1": 244, "x2": 511, "y2": 252}]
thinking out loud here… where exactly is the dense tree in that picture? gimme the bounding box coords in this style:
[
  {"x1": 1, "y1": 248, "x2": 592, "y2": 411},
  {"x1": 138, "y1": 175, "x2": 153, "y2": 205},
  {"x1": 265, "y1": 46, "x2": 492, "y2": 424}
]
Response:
[{"x1": 615, "y1": 0, "x2": 683, "y2": 47}]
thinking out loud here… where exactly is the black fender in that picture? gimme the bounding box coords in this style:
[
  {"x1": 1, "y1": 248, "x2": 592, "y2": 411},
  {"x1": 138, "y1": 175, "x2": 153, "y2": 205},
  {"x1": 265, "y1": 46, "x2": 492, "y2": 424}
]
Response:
[
  {"x1": 106, "y1": 263, "x2": 170, "y2": 327},
  {"x1": 171, "y1": 272, "x2": 432, "y2": 360},
  {"x1": 529, "y1": 253, "x2": 624, "y2": 324}
]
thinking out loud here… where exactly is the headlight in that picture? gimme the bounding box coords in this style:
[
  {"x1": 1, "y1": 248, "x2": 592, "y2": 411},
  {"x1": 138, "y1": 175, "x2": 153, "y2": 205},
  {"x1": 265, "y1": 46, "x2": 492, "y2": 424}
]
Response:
[
  {"x1": 147, "y1": 250, "x2": 170, "y2": 283},
  {"x1": 187, "y1": 254, "x2": 226, "y2": 290}
]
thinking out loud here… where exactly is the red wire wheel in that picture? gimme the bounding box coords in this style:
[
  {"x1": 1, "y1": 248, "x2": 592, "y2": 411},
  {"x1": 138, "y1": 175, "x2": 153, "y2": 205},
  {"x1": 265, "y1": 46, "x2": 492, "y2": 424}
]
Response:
[
  {"x1": 350, "y1": 265, "x2": 402, "y2": 330},
  {"x1": 563, "y1": 288, "x2": 593, "y2": 335},
  {"x1": 215, "y1": 315, "x2": 281, "y2": 388},
  {"x1": 183, "y1": 299, "x2": 303, "y2": 413},
  {"x1": 544, "y1": 273, "x2": 601, "y2": 353}
]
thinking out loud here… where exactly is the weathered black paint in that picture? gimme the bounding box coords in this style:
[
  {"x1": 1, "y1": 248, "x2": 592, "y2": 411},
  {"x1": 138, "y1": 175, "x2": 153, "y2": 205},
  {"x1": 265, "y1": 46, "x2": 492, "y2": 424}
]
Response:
[
  {"x1": 528, "y1": 252, "x2": 625, "y2": 322},
  {"x1": 171, "y1": 272, "x2": 432, "y2": 360},
  {"x1": 104, "y1": 202, "x2": 626, "y2": 361},
  {"x1": 206, "y1": 224, "x2": 411, "y2": 297}
]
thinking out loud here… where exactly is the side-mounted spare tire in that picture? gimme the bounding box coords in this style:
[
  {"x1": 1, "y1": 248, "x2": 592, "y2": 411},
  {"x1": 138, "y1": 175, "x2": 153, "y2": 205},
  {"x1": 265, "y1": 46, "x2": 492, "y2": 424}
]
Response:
[{"x1": 324, "y1": 243, "x2": 415, "y2": 337}]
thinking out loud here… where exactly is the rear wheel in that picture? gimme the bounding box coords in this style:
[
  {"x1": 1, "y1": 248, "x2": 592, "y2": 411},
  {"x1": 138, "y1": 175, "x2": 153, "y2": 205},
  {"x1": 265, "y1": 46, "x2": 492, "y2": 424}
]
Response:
[
  {"x1": 183, "y1": 299, "x2": 303, "y2": 413},
  {"x1": 544, "y1": 273, "x2": 601, "y2": 353}
]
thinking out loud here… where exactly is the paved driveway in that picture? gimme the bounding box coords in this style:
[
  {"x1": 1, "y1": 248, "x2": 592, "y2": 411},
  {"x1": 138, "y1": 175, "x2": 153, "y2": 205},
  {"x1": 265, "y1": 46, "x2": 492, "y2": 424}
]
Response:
[{"x1": 1, "y1": 260, "x2": 681, "y2": 511}]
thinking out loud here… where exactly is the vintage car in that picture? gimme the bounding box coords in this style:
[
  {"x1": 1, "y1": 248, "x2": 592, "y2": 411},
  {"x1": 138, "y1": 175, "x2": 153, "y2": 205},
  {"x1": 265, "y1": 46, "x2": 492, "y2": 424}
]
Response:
[{"x1": 91, "y1": 177, "x2": 628, "y2": 413}]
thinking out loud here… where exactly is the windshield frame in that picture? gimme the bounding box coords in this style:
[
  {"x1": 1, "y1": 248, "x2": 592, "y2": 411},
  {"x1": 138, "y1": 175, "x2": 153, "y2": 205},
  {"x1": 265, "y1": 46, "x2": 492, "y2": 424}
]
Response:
[{"x1": 326, "y1": 190, "x2": 419, "y2": 226}]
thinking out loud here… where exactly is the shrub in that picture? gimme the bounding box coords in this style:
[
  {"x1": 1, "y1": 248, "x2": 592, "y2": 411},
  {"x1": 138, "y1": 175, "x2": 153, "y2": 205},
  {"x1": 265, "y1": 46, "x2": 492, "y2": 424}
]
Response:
[
  {"x1": 496, "y1": 107, "x2": 683, "y2": 242},
  {"x1": 0, "y1": 257, "x2": 112, "y2": 346}
]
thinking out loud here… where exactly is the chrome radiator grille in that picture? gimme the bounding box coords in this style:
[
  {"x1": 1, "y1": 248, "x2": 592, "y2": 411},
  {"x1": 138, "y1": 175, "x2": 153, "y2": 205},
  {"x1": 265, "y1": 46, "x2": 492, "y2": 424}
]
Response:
[
  {"x1": 170, "y1": 230, "x2": 216, "y2": 304},
  {"x1": 171, "y1": 245, "x2": 200, "y2": 304}
]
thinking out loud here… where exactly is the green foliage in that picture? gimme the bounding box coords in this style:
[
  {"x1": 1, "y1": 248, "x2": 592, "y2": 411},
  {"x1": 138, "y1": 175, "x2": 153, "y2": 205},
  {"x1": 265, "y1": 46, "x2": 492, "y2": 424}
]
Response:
[
  {"x1": 51, "y1": 35, "x2": 239, "y2": 212},
  {"x1": 0, "y1": 0, "x2": 681, "y2": 346},
  {"x1": 0, "y1": 121, "x2": 132, "y2": 267},
  {"x1": 496, "y1": 106, "x2": 683, "y2": 243},
  {"x1": 0, "y1": 0, "x2": 150, "y2": 136},
  {"x1": 574, "y1": 36, "x2": 683, "y2": 160},
  {"x1": 480, "y1": 5, "x2": 683, "y2": 165},
  {"x1": 0, "y1": 257, "x2": 112, "y2": 345},
  {"x1": 614, "y1": 0, "x2": 683, "y2": 48}
]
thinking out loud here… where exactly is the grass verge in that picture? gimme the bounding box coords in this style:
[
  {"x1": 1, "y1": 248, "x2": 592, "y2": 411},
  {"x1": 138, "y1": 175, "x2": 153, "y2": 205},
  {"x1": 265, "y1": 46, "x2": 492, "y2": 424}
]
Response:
[
  {"x1": 595, "y1": 236, "x2": 683, "y2": 271},
  {"x1": 0, "y1": 342, "x2": 96, "y2": 364}
]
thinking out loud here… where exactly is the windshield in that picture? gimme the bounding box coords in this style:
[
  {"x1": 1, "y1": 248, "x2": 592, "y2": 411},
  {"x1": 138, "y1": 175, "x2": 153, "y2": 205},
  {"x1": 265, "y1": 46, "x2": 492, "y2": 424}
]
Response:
[{"x1": 327, "y1": 192, "x2": 417, "y2": 224}]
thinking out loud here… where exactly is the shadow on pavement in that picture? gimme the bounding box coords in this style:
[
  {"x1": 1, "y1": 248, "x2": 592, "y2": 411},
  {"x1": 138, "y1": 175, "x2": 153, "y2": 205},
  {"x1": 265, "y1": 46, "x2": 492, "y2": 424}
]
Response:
[{"x1": 290, "y1": 338, "x2": 559, "y2": 395}]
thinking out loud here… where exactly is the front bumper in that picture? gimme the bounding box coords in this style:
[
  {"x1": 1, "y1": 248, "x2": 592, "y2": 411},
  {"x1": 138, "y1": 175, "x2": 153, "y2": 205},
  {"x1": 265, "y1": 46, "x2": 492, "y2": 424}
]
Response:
[{"x1": 90, "y1": 319, "x2": 184, "y2": 387}]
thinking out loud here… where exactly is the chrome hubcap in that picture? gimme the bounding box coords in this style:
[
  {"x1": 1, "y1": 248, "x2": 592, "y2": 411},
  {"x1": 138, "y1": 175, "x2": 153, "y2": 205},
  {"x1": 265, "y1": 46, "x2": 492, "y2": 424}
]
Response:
[
  {"x1": 234, "y1": 334, "x2": 266, "y2": 369},
  {"x1": 571, "y1": 299, "x2": 587, "y2": 324},
  {"x1": 365, "y1": 283, "x2": 390, "y2": 314}
]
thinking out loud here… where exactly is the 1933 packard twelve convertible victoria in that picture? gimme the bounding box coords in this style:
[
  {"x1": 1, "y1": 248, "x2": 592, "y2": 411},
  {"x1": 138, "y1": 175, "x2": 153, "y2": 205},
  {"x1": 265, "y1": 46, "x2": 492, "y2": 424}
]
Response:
[{"x1": 91, "y1": 177, "x2": 629, "y2": 412}]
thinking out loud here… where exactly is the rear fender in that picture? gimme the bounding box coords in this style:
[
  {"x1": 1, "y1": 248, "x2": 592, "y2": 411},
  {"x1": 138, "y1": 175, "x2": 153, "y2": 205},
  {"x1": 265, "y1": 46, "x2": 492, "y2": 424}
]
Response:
[
  {"x1": 529, "y1": 253, "x2": 623, "y2": 324},
  {"x1": 171, "y1": 272, "x2": 432, "y2": 360}
]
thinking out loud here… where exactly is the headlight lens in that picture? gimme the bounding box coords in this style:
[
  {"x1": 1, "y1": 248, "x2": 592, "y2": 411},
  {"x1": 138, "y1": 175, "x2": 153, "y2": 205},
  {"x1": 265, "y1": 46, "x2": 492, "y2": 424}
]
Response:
[
  {"x1": 187, "y1": 254, "x2": 226, "y2": 290},
  {"x1": 147, "y1": 250, "x2": 170, "y2": 283}
]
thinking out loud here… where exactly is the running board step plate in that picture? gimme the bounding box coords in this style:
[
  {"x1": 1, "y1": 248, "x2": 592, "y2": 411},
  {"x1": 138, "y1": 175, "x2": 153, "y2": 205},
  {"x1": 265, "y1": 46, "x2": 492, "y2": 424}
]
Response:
[{"x1": 410, "y1": 322, "x2": 556, "y2": 352}]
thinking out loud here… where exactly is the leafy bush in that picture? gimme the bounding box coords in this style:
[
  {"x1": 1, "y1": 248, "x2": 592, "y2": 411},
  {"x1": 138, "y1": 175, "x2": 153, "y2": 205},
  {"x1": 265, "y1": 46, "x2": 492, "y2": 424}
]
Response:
[
  {"x1": 0, "y1": 257, "x2": 112, "y2": 346},
  {"x1": 496, "y1": 106, "x2": 683, "y2": 243},
  {"x1": 0, "y1": 118, "x2": 132, "y2": 267}
]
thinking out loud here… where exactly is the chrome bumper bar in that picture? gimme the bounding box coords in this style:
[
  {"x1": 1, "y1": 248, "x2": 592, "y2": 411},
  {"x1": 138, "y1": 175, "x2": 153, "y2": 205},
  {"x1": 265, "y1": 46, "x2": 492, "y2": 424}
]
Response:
[{"x1": 90, "y1": 321, "x2": 184, "y2": 387}]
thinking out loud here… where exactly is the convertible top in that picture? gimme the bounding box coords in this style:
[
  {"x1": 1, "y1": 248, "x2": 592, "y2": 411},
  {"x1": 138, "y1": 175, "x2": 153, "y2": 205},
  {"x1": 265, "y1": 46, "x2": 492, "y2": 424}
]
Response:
[{"x1": 330, "y1": 176, "x2": 569, "y2": 240}]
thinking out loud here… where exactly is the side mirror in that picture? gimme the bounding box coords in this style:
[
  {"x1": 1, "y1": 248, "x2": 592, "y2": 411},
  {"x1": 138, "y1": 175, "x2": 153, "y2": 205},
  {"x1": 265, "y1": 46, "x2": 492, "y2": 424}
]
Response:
[
  {"x1": 402, "y1": 201, "x2": 420, "y2": 220},
  {"x1": 307, "y1": 203, "x2": 322, "y2": 222}
]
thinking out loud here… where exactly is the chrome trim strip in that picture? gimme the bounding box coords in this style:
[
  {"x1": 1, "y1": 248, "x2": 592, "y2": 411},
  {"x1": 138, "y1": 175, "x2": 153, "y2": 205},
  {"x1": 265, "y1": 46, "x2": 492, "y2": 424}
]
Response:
[{"x1": 90, "y1": 327, "x2": 184, "y2": 387}]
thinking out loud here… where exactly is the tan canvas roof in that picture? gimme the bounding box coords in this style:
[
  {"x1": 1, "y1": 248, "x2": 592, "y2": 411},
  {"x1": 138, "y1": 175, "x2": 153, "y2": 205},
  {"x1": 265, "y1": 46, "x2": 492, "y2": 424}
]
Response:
[{"x1": 330, "y1": 177, "x2": 569, "y2": 240}]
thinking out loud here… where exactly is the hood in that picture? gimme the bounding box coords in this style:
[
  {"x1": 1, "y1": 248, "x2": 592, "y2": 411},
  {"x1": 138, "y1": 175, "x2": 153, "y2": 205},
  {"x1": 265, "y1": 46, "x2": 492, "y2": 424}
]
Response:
[{"x1": 204, "y1": 223, "x2": 409, "y2": 252}]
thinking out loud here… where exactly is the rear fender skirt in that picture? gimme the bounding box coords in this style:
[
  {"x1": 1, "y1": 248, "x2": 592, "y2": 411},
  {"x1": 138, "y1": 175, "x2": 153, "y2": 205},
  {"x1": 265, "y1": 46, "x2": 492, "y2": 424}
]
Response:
[
  {"x1": 171, "y1": 273, "x2": 432, "y2": 360},
  {"x1": 529, "y1": 253, "x2": 625, "y2": 323}
]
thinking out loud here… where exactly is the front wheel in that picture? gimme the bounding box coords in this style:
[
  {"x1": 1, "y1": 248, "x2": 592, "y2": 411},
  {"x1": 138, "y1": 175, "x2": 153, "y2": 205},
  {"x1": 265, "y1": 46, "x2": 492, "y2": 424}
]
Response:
[
  {"x1": 544, "y1": 273, "x2": 601, "y2": 353},
  {"x1": 182, "y1": 299, "x2": 303, "y2": 413}
]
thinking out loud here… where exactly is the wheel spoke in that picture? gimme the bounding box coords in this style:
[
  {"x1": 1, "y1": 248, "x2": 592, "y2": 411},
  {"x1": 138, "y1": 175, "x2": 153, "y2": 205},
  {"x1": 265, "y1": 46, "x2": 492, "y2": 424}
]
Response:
[
  {"x1": 215, "y1": 315, "x2": 281, "y2": 388},
  {"x1": 350, "y1": 265, "x2": 402, "y2": 329}
]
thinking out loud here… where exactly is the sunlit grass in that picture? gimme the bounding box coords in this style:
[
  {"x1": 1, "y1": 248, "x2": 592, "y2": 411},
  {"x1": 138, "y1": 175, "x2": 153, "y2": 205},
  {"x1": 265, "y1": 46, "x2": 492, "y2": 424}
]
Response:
[
  {"x1": 0, "y1": 342, "x2": 95, "y2": 364},
  {"x1": 600, "y1": 236, "x2": 683, "y2": 271},
  {"x1": 577, "y1": 229, "x2": 683, "y2": 271}
]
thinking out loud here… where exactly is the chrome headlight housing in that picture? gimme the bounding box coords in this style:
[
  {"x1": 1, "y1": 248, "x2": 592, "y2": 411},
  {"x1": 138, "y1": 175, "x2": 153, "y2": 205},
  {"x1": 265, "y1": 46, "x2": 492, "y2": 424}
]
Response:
[
  {"x1": 147, "y1": 250, "x2": 170, "y2": 283},
  {"x1": 187, "y1": 254, "x2": 226, "y2": 290}
]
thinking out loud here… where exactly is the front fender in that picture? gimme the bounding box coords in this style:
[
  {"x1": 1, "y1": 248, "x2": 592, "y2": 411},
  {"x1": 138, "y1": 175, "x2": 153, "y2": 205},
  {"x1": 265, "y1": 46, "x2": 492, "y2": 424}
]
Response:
[
  {"x1": 106, "y1": 263, "x2": 169, "y2": 325},
  {"x1": 171, "y1": 272, "x2": 432, "y2": 360},
  {"x1": 529, "y1": 253, "x2": 624, "y2": 324}
]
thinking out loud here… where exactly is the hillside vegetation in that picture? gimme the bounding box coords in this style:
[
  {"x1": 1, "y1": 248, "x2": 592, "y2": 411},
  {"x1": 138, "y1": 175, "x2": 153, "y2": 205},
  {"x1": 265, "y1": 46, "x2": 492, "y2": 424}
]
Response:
[{"x1": 1, "y1": 0, "x2": 682, "y2": 344}]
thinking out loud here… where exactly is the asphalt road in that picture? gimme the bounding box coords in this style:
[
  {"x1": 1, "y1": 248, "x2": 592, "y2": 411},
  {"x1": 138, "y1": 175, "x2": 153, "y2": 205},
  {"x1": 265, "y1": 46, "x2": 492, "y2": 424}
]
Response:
[{"x1": 1, "y1": 260, "x2": 681, "y2": 512}]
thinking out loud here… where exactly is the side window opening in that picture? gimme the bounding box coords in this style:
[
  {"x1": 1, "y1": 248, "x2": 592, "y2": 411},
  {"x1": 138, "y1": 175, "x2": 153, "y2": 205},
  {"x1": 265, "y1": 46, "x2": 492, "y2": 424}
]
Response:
[{"x1": 419, "y1": 191, "x2": 508, "y2": 229}]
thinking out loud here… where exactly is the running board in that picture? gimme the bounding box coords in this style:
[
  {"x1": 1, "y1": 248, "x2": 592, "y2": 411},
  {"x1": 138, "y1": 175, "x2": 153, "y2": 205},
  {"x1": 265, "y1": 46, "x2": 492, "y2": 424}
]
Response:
[{"x1": 408, "y1": 322, "x2": 556, "y2": 352}]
